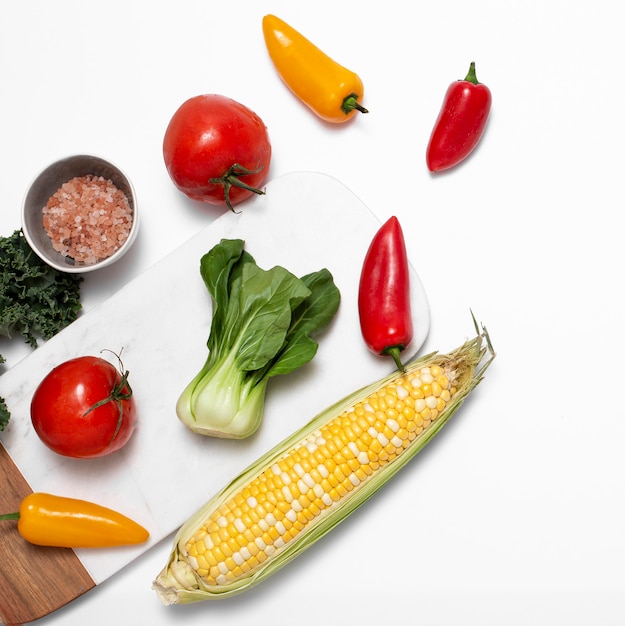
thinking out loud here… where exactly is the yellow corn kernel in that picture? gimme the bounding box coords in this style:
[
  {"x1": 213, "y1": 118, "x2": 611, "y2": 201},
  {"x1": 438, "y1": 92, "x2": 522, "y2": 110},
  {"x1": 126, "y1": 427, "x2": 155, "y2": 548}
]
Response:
[
  {"x1": 436, "y1": 373, "x2": 450, "y2": 388},
  {"x1": 430, "y1": 364, "x2": 443, "y2": 377},
  {"x1": 366, "y1": 396, "x2": 379, "y2": 411}
]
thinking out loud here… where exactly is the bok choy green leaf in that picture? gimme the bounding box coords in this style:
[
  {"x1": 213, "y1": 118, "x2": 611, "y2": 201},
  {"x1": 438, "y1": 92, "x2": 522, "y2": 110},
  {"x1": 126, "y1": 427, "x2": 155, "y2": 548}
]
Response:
[{"x1": 176, "y1": 239, "x2": 340, "y2": 439}]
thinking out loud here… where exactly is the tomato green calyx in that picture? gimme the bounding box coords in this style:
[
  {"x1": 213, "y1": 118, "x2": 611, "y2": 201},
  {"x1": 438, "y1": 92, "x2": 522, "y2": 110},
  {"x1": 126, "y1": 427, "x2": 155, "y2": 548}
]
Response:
[
  {"x1": 341, "y1": 93, "x2": 368, "y2": 116},
  {"x1": 383, "y1": 345, "x2": 407, "y2": 373},
  {"x1": 209, "y1": 163, "x2": 266, "y2": 213},
  {"x1": 83, "y1": 352, "x2": 133, "y2": 441},
  {"x1": 463, "y1": 61, "x2": 480, "y2": 85}
]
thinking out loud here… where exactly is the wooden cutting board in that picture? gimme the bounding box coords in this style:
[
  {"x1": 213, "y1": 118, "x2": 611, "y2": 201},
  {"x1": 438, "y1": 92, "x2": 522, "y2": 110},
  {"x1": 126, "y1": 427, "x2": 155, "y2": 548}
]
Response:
[{"x1": 0, "y1": 171, "x2": 430, "y2": 624}]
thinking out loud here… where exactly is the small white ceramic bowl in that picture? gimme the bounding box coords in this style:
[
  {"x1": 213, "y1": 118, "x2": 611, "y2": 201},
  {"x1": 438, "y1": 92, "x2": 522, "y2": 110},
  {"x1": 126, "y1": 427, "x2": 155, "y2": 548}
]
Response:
[{"x1": 22, "y1": 154, "x2": 138, "y2": 273}]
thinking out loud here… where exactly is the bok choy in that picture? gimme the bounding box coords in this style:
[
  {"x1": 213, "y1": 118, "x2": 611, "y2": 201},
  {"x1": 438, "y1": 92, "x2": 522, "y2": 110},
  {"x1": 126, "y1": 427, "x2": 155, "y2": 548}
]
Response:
[{"x1": 176, "y1": 239, "x2": 340, "y2": 439}]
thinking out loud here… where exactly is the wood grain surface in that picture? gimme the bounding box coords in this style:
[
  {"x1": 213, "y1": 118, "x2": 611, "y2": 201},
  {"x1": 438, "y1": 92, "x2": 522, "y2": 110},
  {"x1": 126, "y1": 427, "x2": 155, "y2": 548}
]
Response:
[{"x1": 0, "y1": 444, "x2": 95, "y2": 625}]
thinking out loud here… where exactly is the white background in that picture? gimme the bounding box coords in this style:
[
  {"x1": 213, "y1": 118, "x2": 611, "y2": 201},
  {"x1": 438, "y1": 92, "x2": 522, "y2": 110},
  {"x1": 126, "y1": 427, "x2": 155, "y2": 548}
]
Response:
[{"x1": 1, "y1": 1, "x2": 623, "y2": 624}]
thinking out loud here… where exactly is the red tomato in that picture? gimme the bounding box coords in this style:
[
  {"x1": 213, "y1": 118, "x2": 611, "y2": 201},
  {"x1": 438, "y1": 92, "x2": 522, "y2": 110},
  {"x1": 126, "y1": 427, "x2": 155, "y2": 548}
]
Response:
[
  {"x1": 163, "y1": 94, "x2": 272, "y2": 211},
  {"x1": 31, "y1": 355, "x2": 137, "y2": 459}
]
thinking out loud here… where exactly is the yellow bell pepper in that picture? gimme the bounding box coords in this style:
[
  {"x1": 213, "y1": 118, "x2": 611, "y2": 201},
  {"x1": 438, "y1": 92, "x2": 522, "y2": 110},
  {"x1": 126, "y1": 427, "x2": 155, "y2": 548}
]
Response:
[
  {"x1": 0, "y1": 492, "x2": 149, "y2": 548},
  {"x1": 262, "y1": 14, "x2": 368, "y2": 124}
]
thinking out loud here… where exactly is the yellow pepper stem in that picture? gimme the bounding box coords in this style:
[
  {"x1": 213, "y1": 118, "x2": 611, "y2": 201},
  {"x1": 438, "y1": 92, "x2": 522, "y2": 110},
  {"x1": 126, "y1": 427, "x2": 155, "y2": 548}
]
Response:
[{"x1": 342, "y1": 93, "x2": 369, "y2": 115}]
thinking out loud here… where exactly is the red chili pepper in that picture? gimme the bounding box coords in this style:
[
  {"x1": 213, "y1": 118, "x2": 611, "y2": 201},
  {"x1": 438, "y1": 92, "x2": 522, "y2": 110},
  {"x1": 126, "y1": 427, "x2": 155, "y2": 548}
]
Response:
[
  {"x1": 426, "y1": 62, "x2": 492, "y2": 172},
  {"x1": 358, "y1": 216, "x2": 413, "y2": 371}
]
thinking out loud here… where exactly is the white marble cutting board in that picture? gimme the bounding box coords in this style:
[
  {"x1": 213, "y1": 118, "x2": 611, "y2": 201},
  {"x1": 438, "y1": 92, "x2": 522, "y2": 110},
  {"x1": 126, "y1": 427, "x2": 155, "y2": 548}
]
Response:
[{"x1": 0, "y1": 171, "x2": 429, "y2": 588}]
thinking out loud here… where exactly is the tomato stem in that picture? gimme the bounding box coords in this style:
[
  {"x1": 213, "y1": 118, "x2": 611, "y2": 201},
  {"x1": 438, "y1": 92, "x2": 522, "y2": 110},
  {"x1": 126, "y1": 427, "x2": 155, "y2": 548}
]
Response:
[
  {"x1": 463, "y1": 61, "x2": 479, "y2": 85},
  {"x1": 0, "y1": 512, "x2": 19, "y2": 521},
  {"x1": 209, "y1": 163, "x2": 266, "y2": 213},
  {"x1": 341, "y1": 93, "x2": 368, "y2": 116},
  {"x1": 83, "y1": 351, "x2": 133, "y2": 441}
]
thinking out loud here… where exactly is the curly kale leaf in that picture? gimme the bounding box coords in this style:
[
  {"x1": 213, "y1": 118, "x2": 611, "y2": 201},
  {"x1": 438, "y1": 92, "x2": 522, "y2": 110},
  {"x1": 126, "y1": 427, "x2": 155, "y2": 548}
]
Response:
[
  {"x1": 0, "y1": 229, "x2": 83, "y2": 353},
  {"x1": 0, "y1": 396, "x2": 8, "y2": 431},
  {"x1": 1, "y1": 230, "x2": 83, "y2": 429},
  {"x1": 0, "y1": 354, "x2": 7, "y2": 431}
]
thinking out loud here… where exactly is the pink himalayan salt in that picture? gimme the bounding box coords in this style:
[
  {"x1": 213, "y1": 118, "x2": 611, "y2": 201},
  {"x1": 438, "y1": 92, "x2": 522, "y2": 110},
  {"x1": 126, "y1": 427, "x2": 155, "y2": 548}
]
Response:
[{"x1": 42, "y1": 174, "x2": 133, "y2": 264}]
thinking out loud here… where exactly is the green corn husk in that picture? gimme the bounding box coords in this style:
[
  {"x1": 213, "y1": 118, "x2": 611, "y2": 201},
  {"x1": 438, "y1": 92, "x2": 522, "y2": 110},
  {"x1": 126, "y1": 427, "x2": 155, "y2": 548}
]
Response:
[{"x1": 153, "y1": 322, "x2": 495, "y2": 605}]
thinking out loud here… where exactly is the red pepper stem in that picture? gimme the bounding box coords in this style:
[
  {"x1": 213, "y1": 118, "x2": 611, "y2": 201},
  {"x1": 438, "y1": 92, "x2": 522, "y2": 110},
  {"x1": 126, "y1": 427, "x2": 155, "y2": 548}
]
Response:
[
  {"x1": 463, "y1": 61, "x2": 479, "y2": 85},
  {"x1": 383, "y1": 345, "x2": 406, "y2": 373},
  {"x1": 0, "y1": 512, "x2": 20, "y2": 520}
]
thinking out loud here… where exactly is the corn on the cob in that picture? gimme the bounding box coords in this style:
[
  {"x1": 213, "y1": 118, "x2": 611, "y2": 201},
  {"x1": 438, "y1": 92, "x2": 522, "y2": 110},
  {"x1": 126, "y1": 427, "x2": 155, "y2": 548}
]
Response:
[{"x1": 153, "y1": 325, "x2": 494, "y2": 604}]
